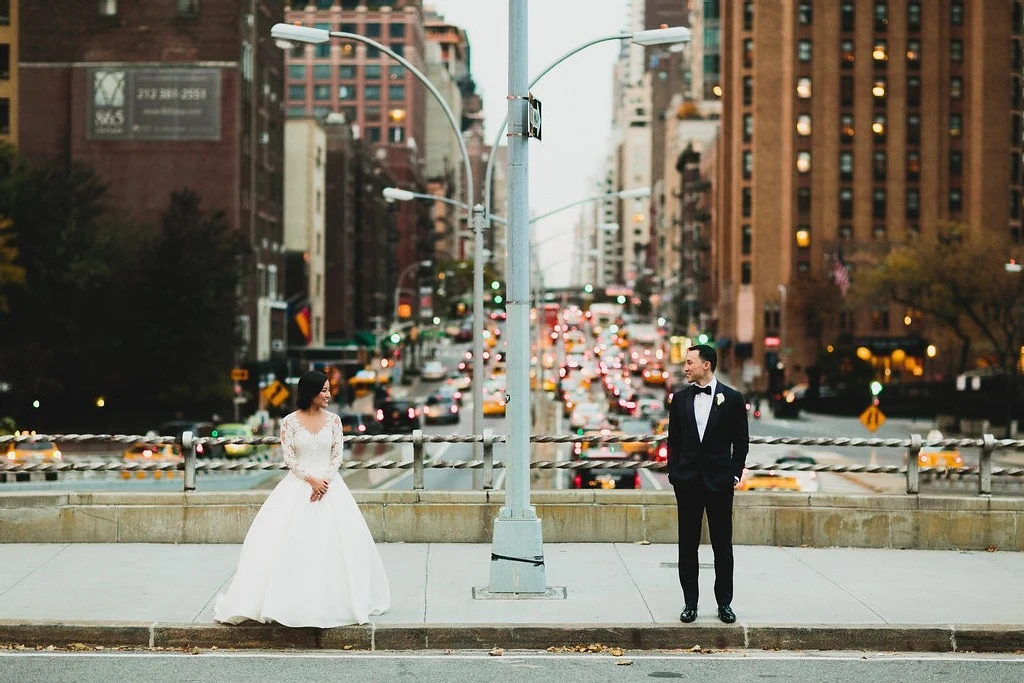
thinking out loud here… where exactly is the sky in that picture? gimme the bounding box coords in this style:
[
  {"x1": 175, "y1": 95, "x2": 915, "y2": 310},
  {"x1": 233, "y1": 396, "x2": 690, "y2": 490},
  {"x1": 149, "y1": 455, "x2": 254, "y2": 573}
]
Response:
[{"x1": 426, "y1": 0, "x2": 629, "y2": 288}]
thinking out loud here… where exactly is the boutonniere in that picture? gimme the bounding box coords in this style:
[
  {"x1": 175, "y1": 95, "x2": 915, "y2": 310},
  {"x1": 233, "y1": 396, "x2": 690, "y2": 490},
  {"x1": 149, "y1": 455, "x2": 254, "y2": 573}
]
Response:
[{"x1": 716, "y1": 393, "x2": 725, "y2": 406}]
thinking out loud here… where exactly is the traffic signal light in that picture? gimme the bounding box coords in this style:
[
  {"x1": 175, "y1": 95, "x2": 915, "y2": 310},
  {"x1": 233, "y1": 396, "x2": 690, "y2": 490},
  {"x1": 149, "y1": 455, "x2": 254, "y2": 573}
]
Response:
[
  {"x1": 490, "y1": 280, "x2": 501, "y2": 290},
  {"x1": 697, "y1": 333, "x2": 710, "y2": 345},
  {"x1": 870, "y1": 381, "x2": 883, "y2": 396},
  {"x1": 493, "y1": 295, "x2": 504, "y2": 304},
  {"x1": 584, "y1": 283, "x2": 594, "y2": 294}
]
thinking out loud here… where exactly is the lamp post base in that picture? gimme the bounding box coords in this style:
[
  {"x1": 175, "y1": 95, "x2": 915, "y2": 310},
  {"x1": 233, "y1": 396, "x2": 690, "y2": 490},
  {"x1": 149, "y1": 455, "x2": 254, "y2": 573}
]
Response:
[{"x1": 487, "y1": 515, "x2": 547, "y2": 594}]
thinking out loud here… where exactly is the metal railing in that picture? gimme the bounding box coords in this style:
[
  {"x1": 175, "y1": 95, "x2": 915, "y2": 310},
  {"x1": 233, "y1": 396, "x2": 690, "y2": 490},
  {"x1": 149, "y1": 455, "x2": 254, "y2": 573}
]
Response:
[{"x1": 2, "y1": 432, "x2": 1023, "y2": 495}]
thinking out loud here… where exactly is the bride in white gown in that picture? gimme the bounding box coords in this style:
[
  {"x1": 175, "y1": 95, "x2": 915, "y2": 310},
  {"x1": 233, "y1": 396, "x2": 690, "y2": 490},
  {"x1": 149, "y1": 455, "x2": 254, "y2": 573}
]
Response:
[{"x1": 215, "y1": 371, "x2": 390, "y2": 628}]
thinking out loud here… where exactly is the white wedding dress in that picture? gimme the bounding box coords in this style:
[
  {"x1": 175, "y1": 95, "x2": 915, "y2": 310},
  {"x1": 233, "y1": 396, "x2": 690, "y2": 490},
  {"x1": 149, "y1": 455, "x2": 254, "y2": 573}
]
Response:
[{"x1": 214, "y1": 411, "x2": 390, "y2": 627}]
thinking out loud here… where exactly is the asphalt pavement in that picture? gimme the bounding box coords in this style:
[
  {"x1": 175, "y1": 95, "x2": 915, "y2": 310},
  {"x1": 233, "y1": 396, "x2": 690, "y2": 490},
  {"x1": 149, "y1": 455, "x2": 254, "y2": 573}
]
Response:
[{"x1": 0, "y1": 542, "x2": 1021, "y2": 653}]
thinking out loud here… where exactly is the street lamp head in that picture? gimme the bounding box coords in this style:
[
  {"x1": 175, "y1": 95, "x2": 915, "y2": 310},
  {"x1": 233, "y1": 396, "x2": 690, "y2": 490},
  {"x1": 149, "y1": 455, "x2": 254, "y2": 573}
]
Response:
[
  {"x1": 382, "y1": 187, "x2": 416, "y2": 202},
  {"x1": 617, "y1": 187, "x2": 651, "y2": 200},
  {"x1": 631, "y1": 26, "x2": 692, "y2": 47},
  {"x1": 420, "y1": 259, "x2": 433, "y2": 268},
  {"x1": 270, "y1": 22, "x2": 331, "y2": 46}
]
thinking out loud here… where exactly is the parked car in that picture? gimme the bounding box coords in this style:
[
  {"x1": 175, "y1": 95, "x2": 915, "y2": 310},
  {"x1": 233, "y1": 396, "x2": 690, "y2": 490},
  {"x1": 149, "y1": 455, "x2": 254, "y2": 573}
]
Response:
[
  {"x1": 340, "y1": 412, "x2": 380, "y2": 436},
  {"x1": 420, "y1": 361, "x2": 447, "y2": 382},
  {"x1": 423, "y1": 395, "x2": 460, "y2": 425},
  {"x1": 572, "y1": 445, "x2": 641, "y2": 490},
  {"x1": 375, "y1": 400, "x2": 421, "y2": 434},
  {"x1": 214, "y1": 423, "x2": 259, "y2": 458}
]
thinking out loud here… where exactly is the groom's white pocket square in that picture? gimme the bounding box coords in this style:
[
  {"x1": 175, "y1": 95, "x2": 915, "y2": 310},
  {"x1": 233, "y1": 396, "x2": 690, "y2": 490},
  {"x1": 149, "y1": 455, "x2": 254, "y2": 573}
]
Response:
[{"x1": 716, "y1": 393, "x2": 725, "y2": 406}]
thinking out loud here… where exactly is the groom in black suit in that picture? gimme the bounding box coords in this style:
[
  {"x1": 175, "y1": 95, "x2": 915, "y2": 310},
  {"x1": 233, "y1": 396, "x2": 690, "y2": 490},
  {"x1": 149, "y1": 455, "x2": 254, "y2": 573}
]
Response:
[{"x1": 666, "y1": 344, "x2": 749, "y2": 624}]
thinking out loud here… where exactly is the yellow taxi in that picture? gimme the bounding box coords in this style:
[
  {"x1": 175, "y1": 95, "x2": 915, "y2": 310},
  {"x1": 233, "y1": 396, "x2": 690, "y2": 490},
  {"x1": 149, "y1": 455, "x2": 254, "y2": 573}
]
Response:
[
  {"x1": 482, "y1": 392, "x2": 507, "y2": 417},
  {"x1": 122, "y1": 443, "x2": 184, "y2": 479},
  {"x1": 736, "y1": 469, "x2": 803, "y2": 492},
  {"x1": 5, "y1": 436, "x2": 63, "y2": 464},
  {"x1": 917, "y1": 430, "x2": 965, "y2": 470},
  {"x1": 348, "y1": 369, "x2": 390, "y2": 398},
  {"x1": 650, "y1": 418, "x2": 669, "y2": 462}
]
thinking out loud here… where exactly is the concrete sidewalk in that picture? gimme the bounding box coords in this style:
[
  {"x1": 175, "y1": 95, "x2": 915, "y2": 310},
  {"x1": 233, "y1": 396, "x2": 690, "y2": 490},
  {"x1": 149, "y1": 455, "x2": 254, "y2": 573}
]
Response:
[{"x1": 0, "y1": 543, "x2": 1022, "y2": 652}]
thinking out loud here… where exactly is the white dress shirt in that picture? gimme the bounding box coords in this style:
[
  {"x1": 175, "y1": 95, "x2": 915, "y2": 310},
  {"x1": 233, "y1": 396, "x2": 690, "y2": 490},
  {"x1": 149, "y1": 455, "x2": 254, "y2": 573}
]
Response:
[{"x1": 693, "y1": 377, "x2": 718, "y2": 442}]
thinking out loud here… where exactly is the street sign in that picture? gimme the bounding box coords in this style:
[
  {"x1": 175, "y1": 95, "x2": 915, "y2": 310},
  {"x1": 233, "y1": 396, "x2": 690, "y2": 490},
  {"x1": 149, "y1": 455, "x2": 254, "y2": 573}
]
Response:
[
  {"x1": 859, "y1": 405, "x2": 886, "y2": 433},
  {"x1": 230, "y1": 368, "x2": 249, "y2": 382},
  {"x1": 262, "y1": 380, "x2": 289, "y2": 408},
  {"x1": 527, "y1": 93, "x2": 542, "y2": 140}
]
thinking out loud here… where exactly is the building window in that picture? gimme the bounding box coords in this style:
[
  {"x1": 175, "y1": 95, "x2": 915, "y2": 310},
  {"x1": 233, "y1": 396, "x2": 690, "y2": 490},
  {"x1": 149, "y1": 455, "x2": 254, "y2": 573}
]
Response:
[
  {"x1": 338, "y1": 85, "x2": 355, "y2": 101},
  {"x1": 797, "y1": 40, "x2": 812, "y2": 62},
  {"x1": 743, "y1": 113, "x2": 753, "y2": 142},
  {"x1": 388, "y1": 85, "x2": 405, "y2": 101},
  {"x1": 315, "y1": 0, "x2": 333, "y2": 8},
  {"x1": 907, "y1": 40, "x2": 921, "y2": 67},
  {"x1": 288, "y1": 85, "x2": 306, "y2": 100},
  {"x1": 1013, "y1": 152, "x2": 1021, "y2": 185},
  {"x1": 840, "y1": 188, "x2": 854, "y2": 218},
  {"x1": 872, "y1": 114, "x2": 887, "y2": 140},
  {"x1": 743, "y1": 151, "x2": 753, "y2": 179},
  {"x1": 951, "y1": 2, "x2": 964, "y2": 25},
  {"x1": 1013, "y1": 190, "x2": 1022, "y2": 221},
  {"x1": 176, "y1": 0, "x2": 199, "y2": 16},
  {"x1": 950, "y1": 150, "x2": 963, "y2": 176},
  {"x1": 840, "y1": 225, "x2": 853, "y2": 241},
  {"x1": 841, "y1": 40, "x2": 855, "y2": 68},
  {"x1": 389, "y1": 22, "x2": 406, "y2": 38},
  {"x1": 741, "y1": 262, "x2": 752, "y2": 285},
  {"x1": 840, "y1": 152, "x2": 854, "y2": 181},
  {"x1": 364, "y1": 46, "x2": 379, "y2": 59},
  {"x1": 908, "y1": 2, "x2": 921, "y2": 30},
  {"x1": 949, "y1": 189, "x2": 963, "y2": 214},
  {"x1": 874, "y1": 151, "x2": 887, "y2": 181},
  {"x1": 366, "y1": 126, "x2": 381, "y2": 143},
  {"x1": 390, "y1": 126, "x2": 404, "y2": 144},
  {"x1": 797, "y1": 187, "x2": 811, "y2": 213},
  {"x1": 949, "y1": 114, "x2": 962, "y2": 137},
  {"x1": 907, "y1": 189, "x2": 920, "y2": 218},
  {"x1": 365, "y1": 85, "x2": 381, "y2": 101},
  {"x1": 365, "y1": 105, "x2": 382, "y2": 121},
  {"x1": 795, "y1": 225, "x2": 811, "y2": 248},
  {"x1": 390, "y1": 43, "x2": 405, "y2": 57},
  {"x1": 950, "y1": 40, "x2": 963, "y2": 63},
  {"x1": 875, "y1": 2, "x2": 889, "y2": 31},
  {"x1": 288, "y1": 65, "x2": 305, "y2": 80},
  {"x1": 314, "y1": 85, "x2": 330, "y2": 100},
  {"x1": 871, "y1": 307, "x2": 889, "y2": 332},
  {"x1": 873, "y1": 189, "x2": 887, "y2": 218},
  {"x1": 743, "y1": 76, "x2": 753, "y2": 105},
  {"x1": 907, "y1": 152, "x2": 920, "y2": 180},
  {"x1": 339, "y1": 65, "x2": 356, "y2": 79},
  {"x1": 742, "y1": 225, "x2": 752, "y2": 255},
  {"x1": 364, "y1": 23, "x2": 382, "y2": 38},
  {"x1": 315, "y1": 42, "x2": 330, "y2": 59},
  {"x1": 796, "y1": 114, "x2": 811, "y2": 136},
  {"x1": 840, "y1": 76, "x2": 854, "y2": 105},
  {"x1": 0, "y1": 97, "x2": 8, "y2": 134},
  {"x1": 796, "y1": 151, "x2": 811, "y2": 173},
  {"x1": 796, "y1": 77, "x2": 811, "y2": 98},
  {"x1": 313, "y1": 64, "x2": 331, "y2": 80},
  {"x1": 907, "y1": 114, "x2": 921, "y2": 143},
  {"x1": 873, "y1": 225, "x2": 887, "y2": 240},
  {"x1": 744, "y1": 39, "x2": 754, "y2": 68},
  {"x1": 841, "y1": 115, "x2": 855, "y2": 143},
  {"x1": 742, "y1": 187, "x2": 752, "y2": 217},
  {"x1": 950, "y1": 77, "x2": 962, "y2": 99},
  {"x1": 873, "y1": 40, "x2": 888, "y2": 64},
  {"x1": 287, "y1": 106, "x2": 306, "y2": 117},
  {"x1": 798, "y1": 2, "x2": 812, "y2": 24},
  {"x1": 907, "y1": 76, "x2": 921, "y2": 106},
  {"x1": 1014, "y1": 115, "x2": 1022, "y2": 146},
  {"x1": 389, "y1": 65, "x2": 404, "y2": 80},
  {"x1": 365, "y1": 64, "x2": 382, "y2": 79},
  {"x1": 743, "y1": 1, "x2": 753, "y2": 31},
  {"x1": 841, "y1": 2, "x2": 855, "y2": 32},
  {"x1": 98, "y1": 0, "x2": 117, "y2": 16}
]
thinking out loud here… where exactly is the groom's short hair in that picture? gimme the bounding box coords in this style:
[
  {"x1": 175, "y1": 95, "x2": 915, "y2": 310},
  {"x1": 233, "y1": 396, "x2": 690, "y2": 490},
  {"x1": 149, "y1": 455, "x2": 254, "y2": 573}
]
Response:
[{"x1": 688, "y1": 344, "x2": 718, "y2": 372}]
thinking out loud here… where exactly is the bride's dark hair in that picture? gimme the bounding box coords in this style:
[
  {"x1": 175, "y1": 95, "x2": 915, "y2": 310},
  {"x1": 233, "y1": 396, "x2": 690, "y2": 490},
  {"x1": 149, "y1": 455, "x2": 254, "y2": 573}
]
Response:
[{"x1": 295, "y1": 370, "x2": 330, "y2": 409}]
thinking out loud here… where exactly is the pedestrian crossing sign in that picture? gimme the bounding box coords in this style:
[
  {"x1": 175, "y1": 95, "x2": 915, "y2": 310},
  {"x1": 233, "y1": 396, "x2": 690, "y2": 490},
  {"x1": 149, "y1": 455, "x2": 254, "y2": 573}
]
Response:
[{"x1": 859, "y1": 405, "x2": 886, "y2": 433}]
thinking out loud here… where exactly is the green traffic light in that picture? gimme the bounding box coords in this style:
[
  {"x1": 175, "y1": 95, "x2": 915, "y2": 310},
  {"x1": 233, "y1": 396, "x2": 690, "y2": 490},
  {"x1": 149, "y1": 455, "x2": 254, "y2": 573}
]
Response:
[
  {"x1": 390, "y1": 333, "x2": 401, "y2": 344},
  {"x1": 616, "y1": 295, "x2": 626, "y2": 304},
  {"x1": 583, "y1": 284, "x2": 593, "y2": 293},
  {"x1": 490, "y1": 280, "x2": 501, "y2": 290},
  {"x1": 493, "y1": 295, "x2": 503, "y2": 304},
  {"x1": 870, "y1": 381, "x2": 883, "y2": 396},
  {"x1": 697, "y1": 333, "x2": 710, "y2": 345}
]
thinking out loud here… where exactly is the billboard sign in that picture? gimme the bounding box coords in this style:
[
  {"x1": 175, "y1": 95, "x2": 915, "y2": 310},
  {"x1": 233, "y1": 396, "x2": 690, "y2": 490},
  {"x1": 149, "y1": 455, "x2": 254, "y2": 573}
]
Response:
[{"x1": 89, "y1": 67, "x2": 221, "y2": 141}]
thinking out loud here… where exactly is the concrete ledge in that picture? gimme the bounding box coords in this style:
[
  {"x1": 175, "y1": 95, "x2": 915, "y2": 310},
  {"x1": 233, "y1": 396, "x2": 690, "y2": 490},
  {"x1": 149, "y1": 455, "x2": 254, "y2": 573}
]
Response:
[
  {"x1": 0, "y1": 492, "x2": 1022, "y2": 549},
  {"x1": 0, "y1": 621, "x2": 1021, "y2": 652}
]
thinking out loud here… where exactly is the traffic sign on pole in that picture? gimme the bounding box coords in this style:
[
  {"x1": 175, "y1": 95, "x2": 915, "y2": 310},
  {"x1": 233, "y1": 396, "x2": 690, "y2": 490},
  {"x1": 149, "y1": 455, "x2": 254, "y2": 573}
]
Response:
[
  {"x1": 859, "y1": 405, "x2": 886, "y2": 432},
  {"x1": 230, "y1": 368, "x2": 249, "y2": 382}
]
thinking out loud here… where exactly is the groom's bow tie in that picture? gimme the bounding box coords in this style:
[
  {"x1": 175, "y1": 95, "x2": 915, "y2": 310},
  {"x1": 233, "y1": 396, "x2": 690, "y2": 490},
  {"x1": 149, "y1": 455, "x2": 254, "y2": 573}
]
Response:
[{"x1": 694, "y1": 385, "x2": 712, "y2": 396}]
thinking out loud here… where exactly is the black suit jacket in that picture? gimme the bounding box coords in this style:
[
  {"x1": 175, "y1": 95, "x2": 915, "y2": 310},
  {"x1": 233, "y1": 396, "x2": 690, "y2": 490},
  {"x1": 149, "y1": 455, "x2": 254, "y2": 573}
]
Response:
[{"x1": 666, "y1": 380, "x2": 749, "y2": 492}]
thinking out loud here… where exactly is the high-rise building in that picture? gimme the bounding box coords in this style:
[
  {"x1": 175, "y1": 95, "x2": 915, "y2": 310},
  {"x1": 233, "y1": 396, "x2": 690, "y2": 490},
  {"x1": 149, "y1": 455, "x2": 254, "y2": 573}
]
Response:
[
  {"x1": 18, "y1": 0, "x2": 287, "y2": 364},
  {"x1": 0, "y1": 0, "x2": 17, "y2": 145},
  {"x1": 717, "y1": 0, "x2": 1024, "y2": 392}
]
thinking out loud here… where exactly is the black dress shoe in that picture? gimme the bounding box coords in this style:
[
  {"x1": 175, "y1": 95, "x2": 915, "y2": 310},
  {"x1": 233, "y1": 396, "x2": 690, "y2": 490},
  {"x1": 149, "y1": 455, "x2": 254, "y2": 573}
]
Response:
[
  {"x1": 717, "y1": 605, "x2": 736, "y2": 624},
  {"x1": 679, "y1": 607, "x2": 697, "y2": 623}
]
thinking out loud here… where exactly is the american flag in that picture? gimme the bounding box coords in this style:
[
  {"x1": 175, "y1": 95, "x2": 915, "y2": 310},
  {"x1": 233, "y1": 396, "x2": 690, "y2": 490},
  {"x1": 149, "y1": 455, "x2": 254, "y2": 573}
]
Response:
[{"x1": 832, "y1": 250, "x2": 851, "y2": 297}]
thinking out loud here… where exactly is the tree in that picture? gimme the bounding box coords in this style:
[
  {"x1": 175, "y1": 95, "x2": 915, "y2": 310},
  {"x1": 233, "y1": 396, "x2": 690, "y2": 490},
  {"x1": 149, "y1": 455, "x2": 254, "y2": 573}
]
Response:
[
  {"x1": 0, "y1": 217, "x2": 26, "y2": 312},
  {"x1": 141, "y1": 189, "x2": 251, "y2": 408}
]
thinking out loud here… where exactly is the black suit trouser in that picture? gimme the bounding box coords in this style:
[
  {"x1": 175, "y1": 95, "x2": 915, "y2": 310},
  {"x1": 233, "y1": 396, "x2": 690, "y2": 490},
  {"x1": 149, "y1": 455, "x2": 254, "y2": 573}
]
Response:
[{"x1": 673, "y1": 477, "x2": 734, "y2": 608}]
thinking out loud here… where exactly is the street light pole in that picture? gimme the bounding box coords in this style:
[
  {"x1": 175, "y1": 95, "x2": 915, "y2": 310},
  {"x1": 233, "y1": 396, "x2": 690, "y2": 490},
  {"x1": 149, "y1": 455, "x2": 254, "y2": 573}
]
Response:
[{"x1": 489, "y1": 0, "x2": 546, "y2": 594}]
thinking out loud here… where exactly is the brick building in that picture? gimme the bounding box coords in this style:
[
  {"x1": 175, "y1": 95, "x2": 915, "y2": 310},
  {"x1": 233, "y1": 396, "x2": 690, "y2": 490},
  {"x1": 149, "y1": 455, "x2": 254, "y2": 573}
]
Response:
[
  {"x1": 717, "y1": 0, "x2": 1024, "y2": 393},
  {"x1": 0, "y1": 0, "x2": 17, "y2": 145},
  {"x1": 18, "y1": 0, "x2": 287, "y2": 364}
]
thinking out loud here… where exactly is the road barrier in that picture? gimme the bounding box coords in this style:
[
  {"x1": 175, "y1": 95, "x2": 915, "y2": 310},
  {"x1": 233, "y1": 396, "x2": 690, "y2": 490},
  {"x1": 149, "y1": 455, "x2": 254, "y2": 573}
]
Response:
[{"x1": 2, "y1": 431, "x2": 1023, "y2": 495}]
